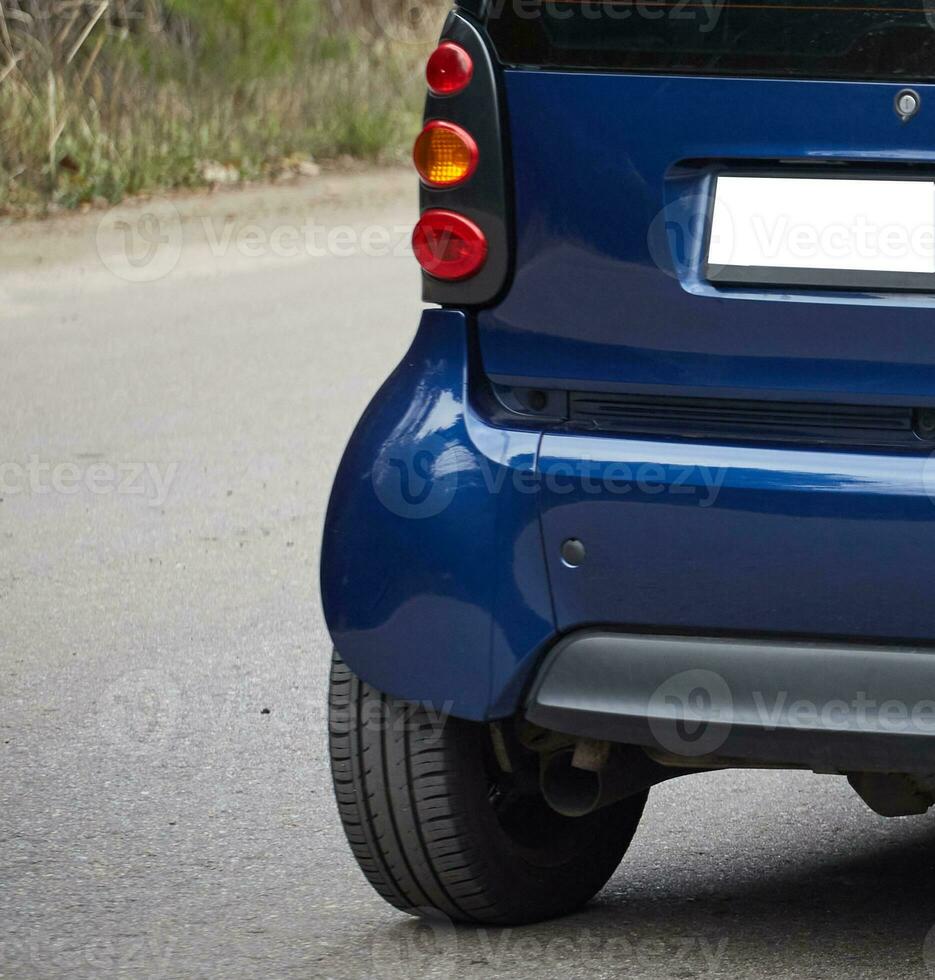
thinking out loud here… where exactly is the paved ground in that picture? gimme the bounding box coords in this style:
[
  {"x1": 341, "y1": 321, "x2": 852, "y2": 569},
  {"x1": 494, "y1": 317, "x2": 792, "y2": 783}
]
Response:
[{"x1": 2, "y1": 170, "x2": 935, "y2": 980}]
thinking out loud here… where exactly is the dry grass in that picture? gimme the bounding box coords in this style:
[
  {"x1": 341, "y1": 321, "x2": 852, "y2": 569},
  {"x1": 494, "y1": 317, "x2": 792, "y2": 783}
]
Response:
[{"x1": 0, "y1": 0, "x2": 443, "y2": 214}]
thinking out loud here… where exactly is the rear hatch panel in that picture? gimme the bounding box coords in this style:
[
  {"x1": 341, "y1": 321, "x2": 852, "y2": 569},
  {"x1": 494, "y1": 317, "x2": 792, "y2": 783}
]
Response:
[{"x1": 477, "y1": 71, "x2": 935, "y2": 402}]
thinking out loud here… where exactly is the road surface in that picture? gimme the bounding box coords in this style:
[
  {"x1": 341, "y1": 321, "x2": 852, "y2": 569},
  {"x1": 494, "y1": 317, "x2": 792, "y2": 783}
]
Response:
[{"x1": 2, "y1": 170, "x2": 935, "y2": 980}]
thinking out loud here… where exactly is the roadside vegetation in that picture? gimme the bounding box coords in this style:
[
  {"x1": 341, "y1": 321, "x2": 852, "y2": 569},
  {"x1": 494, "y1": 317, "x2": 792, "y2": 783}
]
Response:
[{"x1": 0, "y1": 0, "x2": 443, "y2": 214}]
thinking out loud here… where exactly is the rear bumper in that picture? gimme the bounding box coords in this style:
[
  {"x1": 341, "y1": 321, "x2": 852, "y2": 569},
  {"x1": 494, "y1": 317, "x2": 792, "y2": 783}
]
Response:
[
  {"x1": 526, "y1": 631, "x2": 935, "y2": 773},
  {"x1": 320, "y1": 308, "x2": 555, "y2": 720},
  {"x1": 322, "y1": 310, "x2": 935, "y2": 730}
]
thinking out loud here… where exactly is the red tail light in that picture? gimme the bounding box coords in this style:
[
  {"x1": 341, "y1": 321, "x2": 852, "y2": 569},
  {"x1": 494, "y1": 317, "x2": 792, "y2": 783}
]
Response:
[
  {"x1": 426, "y1": 42, "x2": 474, "y2": 96},
  {"x1": 412, "y1": 210, "x2": 488, "y2": 281}
]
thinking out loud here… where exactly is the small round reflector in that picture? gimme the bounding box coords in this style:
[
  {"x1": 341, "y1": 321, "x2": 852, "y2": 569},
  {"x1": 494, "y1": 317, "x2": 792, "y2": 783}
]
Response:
[
  {"x1": 413, "y1": 121, "x2": 478, "y2": 188},
  {"x1": 412, "y1": 210, "x2": 488, "y2": 281},
  {"x1": 426, "y1": 42, "x2": 474, "y2": 96}
]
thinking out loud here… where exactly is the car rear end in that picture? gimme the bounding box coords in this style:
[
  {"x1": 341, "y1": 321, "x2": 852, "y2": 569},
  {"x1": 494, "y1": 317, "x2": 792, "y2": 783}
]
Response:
[{"x1": 322, "y1": 0, "x2": 935, "y2": 924}]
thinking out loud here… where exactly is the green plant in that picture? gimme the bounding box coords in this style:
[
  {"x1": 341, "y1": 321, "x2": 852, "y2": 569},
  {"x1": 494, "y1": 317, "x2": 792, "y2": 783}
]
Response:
[{"x1": 0, "y1": 0, "x2": 440, "y2": 214}]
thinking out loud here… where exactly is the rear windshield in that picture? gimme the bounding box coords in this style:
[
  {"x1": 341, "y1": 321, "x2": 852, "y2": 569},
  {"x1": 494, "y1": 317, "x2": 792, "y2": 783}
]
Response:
[{"x1": 483, "y1": 0, "x2": 935, "y2": 81}]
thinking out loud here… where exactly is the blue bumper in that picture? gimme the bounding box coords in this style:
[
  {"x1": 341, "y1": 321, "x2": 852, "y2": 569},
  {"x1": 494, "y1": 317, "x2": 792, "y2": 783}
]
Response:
[
  {"x1": 321, "y1": 310, "x2": 935, "y2": 722},
  {"x1": 320, "y1": 309, "x2": 554, "y2": 719}
]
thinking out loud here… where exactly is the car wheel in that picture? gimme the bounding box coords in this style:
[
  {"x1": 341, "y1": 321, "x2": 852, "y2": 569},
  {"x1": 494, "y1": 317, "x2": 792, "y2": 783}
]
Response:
[{"x1": 328, "y1": 651, "x2": 647, "y2": 925}]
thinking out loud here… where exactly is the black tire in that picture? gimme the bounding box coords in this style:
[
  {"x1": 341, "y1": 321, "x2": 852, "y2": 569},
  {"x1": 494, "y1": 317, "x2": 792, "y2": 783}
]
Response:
[{"x1": 328, "y1": 652, "x2": 647, "y2": 925}]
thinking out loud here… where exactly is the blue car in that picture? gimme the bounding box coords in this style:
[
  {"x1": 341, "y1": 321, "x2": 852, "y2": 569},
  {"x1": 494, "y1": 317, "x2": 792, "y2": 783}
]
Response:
[{"x1": 323, "y1": 0, "x2": 935, "y2": 924}]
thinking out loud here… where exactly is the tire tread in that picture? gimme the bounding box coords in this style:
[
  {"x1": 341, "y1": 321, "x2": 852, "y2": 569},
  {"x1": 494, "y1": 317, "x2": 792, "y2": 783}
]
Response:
[{"x1": 328, "y1": 651, "x2": 644, "y2": 925}]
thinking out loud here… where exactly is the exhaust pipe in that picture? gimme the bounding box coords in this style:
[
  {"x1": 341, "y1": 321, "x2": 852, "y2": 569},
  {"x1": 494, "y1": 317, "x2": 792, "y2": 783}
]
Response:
[
  {"x1": 540, "y1": 747, "x2": 634, "y2": 818},
  {"x1": 540, "y1": 743, "x2": 702, "y2": 817}
]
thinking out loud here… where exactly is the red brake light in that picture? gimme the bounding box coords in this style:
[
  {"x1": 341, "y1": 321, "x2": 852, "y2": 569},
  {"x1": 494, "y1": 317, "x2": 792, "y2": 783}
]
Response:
[
  {"x1": 412, "y1": 210, "x2": 488, "y2": 281},
  {"x1": 426, "y1": 42, "x2": 474, "y2": 96}
]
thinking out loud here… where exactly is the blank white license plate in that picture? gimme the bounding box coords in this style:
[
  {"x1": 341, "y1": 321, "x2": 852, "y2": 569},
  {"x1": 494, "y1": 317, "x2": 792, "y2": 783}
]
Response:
[{"x1": 707, "y1": 175, "x2": 935, "y2": 288}]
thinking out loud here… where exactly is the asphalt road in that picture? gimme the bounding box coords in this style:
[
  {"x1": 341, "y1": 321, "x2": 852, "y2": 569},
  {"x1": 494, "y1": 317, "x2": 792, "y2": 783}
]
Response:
[{"x1": 2, "y1": 170, "x2": 935, "y2": 980}]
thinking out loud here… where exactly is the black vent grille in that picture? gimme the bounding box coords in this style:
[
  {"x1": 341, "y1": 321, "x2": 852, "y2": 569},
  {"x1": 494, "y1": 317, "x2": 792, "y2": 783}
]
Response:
[{"x1": 568, "y1": 393, "x2": 933, "y2": 449}]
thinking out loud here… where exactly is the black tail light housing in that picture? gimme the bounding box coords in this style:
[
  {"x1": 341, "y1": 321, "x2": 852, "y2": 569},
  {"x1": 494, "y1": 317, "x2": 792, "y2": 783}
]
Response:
[{"x1": 418, "y1": 10, "x2": 511, "y2": 306}]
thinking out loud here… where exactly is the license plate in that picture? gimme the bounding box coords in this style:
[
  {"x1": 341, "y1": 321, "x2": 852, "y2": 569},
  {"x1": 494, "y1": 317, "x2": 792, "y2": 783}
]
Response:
[{"x1": 706, "y1": 175, "x2": 935, "y2": 290}]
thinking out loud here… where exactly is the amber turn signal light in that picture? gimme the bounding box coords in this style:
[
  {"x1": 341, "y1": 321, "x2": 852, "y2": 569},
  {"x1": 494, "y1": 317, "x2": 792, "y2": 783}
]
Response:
[{"x1": 413, "y1": 121, "x2": 478, "y2": 188}]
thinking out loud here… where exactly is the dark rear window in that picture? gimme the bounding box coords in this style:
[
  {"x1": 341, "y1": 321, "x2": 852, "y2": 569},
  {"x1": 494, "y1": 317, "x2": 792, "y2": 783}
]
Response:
[{"x1": 483, "y1": 0, "x2": 935, "y2": 81}]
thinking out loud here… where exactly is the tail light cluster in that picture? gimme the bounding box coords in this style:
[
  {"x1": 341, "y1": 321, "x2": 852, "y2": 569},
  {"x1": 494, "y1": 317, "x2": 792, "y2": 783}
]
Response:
[{"x1": 411, "y1": 14, "x2": 510, "y2": 304}]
